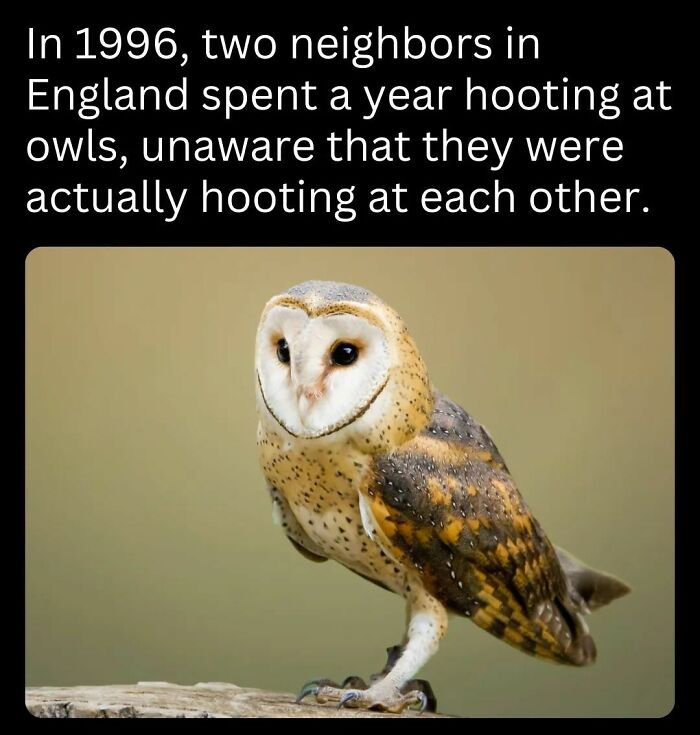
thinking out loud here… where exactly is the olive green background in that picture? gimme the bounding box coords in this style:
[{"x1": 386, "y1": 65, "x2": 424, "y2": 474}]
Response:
[{"x1": 26, "y1": 247, "x2": 674, "y2": 717}]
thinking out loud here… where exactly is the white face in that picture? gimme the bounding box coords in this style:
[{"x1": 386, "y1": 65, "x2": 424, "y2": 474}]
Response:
[{"x1": 256, "y1": 305, "x2": 391, "y2": 439}]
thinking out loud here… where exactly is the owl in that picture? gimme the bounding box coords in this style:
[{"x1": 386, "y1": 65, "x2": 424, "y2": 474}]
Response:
[{"x1": 255, "y1": 280, "x2": 630, "y2": 713}]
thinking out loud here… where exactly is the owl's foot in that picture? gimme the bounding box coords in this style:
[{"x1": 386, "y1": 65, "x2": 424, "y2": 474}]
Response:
[
  {"x1": 296, "y1": 678, "x2": 433, "y2": 714},
  {"x1": 295, "y1": 643, "x2": 396, "y2": 702},
  {"x1": 305, "y1": 682, "x2": 428, "y2": 713},
  {"x1": 296, "y1": 675, "x2": 368, "y2": 699},
  {"x1": 296, "y1": 644, "x2": 437, "y2": 713},
  {"x1": 373, "y1": 646, "x2": 437, "y2": 710}
]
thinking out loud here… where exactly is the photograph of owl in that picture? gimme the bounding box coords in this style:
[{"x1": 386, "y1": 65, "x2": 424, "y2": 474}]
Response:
[{"x1": 255, "y1": 280, "x2": 630, "y2": 714}]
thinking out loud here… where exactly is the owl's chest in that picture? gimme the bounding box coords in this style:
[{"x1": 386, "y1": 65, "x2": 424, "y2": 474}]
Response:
[{"x1": 258, "y1": 429, "x2": 405, "y2": 587}]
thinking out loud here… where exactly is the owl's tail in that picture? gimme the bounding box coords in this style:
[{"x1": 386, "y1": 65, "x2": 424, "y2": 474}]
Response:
[{"x1": 555, "y1": 546, "x2": 631, "y2": 612}]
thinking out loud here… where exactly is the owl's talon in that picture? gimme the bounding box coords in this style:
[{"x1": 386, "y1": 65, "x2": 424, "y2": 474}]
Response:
[
  {"x1": 412, "y1": 691, "x2": 429, "y2": 712},
  {"x1": 401, "y1": 679, "x2": 437, "y2": 712},
  {"x1": 295, "y1": 685, "x2": 319, "y2": 704},
  {"x1": 296, "y1": 679, "x2": 339, "y2": 703},
  {"x1": 338, "y1": 690, "x2": 361, "y2": 709},
  {"x1": 341, "y1": 675, "x2": 368, "y2": 689}
]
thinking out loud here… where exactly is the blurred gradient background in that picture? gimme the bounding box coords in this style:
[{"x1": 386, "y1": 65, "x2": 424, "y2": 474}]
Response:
[{"x1": 26, "y1": 247, "x2": 673, "y2": 717}]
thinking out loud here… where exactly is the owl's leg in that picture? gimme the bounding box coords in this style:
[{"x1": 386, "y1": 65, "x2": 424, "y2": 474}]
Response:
[
  {"x1": 369, "y1": 644, "x2": 404, "y2": 682},
  {"x1": 298, "y1": 585, "x2": 448, "y2": 713}
]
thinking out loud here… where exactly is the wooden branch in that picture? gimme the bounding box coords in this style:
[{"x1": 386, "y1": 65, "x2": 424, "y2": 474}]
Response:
[{"x1": 25, "y1": 682, "x2": 450, "y2": 718}]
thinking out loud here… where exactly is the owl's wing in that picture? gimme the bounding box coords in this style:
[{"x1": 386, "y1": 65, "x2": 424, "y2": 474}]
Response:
[
  {"x1": 363, "y1": 392, "x2": 596, "y2": 666},
  {"x1": 268, "y1": 485, "x2": 328, "y2": 563}
]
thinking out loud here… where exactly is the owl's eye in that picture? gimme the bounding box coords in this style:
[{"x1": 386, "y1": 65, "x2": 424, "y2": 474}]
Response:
[
  {"x1": 276, "y1": 338, "x2": 290, "y2": 363},
  {"x1": 331, "y1": 342, "x2": 359, "y2": 366}
]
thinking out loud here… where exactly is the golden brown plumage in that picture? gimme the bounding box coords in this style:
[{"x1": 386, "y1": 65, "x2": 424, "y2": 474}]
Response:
[{"x1": 366, "y1": 392, "x2": 596, "y2": 666}]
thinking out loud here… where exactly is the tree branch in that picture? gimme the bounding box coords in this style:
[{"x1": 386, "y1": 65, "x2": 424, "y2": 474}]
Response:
[{"x1": 25, "y1": 682, "x2": 451, "y2": 718}]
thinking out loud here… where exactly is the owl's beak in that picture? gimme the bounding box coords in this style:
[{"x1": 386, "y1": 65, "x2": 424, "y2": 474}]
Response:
[
  {"x1": 297, "y1": 383, "x2": 324, "y2": 403},
  {"x1": 296, "y1": 382, "x2": 326, "y2": 427}
]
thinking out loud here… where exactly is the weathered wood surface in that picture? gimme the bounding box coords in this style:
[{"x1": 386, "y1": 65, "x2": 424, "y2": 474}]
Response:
[{"x1": 25, "y1": 682, "x2": 451, "y2": 718}]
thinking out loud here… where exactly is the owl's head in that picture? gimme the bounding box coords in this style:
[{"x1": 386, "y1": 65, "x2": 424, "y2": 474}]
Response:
[{"x1": 255, "y1": 280, "x2": 433, "y2": 449}]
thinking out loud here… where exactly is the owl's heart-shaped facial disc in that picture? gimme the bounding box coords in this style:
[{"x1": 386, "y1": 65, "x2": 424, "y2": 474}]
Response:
[{"x1": 256, "y1": 304, "x2": 391, "y2": 439}]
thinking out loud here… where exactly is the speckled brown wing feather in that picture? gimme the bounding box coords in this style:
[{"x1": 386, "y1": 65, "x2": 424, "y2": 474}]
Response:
[{"x1": 364, "y1": 392, "x2": 596, "y2": 666}]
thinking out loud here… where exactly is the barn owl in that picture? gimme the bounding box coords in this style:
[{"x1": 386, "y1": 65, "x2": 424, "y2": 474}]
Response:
[{"x1": 255, "y1": 280, "x2": 630, "y2": 713}]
